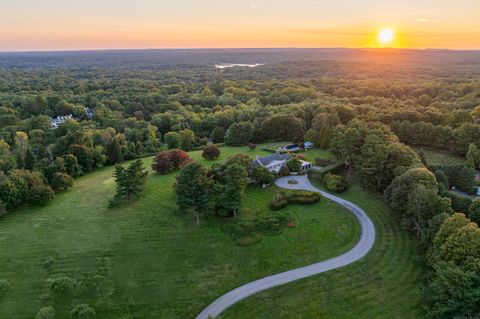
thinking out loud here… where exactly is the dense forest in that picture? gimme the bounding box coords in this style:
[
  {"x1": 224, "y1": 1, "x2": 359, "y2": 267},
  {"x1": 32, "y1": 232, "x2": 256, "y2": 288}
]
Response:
[{"x1": 1, "y1": 49, "x2": 480, "y2": 318}]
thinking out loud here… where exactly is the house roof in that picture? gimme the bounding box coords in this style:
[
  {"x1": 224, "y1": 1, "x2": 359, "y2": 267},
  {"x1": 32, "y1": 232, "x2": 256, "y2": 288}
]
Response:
[{"x1": 253, "y1": 153, "x2": 292, "y2": 167}]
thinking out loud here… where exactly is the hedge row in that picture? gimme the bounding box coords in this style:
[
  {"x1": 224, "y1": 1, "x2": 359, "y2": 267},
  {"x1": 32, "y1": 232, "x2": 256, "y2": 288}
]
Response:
[
  {"x1": 307, "y1": 161, "x2": 344, "y2": 181},
  {"x1": 270, "y1": 189, "x2": 321, "y2": 211}
]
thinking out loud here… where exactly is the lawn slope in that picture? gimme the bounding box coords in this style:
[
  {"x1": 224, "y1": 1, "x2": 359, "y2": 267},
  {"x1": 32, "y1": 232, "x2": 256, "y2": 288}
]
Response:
[
  {"x1": 221, "y1": 181, "x2": 425, "y2": 319},
  {"x1": 0, "y1": 146, "x2": 360, "y2": 318}
]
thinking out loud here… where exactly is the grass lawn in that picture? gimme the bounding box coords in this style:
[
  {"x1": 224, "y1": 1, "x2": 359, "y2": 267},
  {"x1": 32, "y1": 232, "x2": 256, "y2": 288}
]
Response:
[
  {"x1": 0, "y1": 144, "x2": 361, "y2": 318},
  {"x1": 221, "y1": 178, "x2": 425, "y2": 319},
  {"x1": 414, "y1": 147, "x2": 465, "y2": 166}
]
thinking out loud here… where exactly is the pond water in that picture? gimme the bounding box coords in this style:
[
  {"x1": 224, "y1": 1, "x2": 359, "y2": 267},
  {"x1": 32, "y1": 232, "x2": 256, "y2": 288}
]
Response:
[{"x1": 215, "y1": 63, "x2": 264, "y2": 69}]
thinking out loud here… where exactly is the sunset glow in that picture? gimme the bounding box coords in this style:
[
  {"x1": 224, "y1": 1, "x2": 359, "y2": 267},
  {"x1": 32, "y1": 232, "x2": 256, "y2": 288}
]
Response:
[
  {"x1": 378, "y1": 28, "x2": 395, "y2": 46},
  {"x1": 1, "y1": 0, "x2": 480, "y2": 51}
]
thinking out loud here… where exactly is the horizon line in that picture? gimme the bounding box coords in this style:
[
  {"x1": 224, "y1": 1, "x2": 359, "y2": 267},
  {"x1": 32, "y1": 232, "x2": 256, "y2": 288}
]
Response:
[{"x1": 1, "y1": 47, "x2": 480, "y2": 54}]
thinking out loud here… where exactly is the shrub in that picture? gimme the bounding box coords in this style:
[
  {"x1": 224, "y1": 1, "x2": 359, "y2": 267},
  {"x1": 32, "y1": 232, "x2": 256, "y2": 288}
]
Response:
[
  {"x1": 51, "y1": 173, "x2": 74, "y2": 192},
  {"x1": 36, "y1": 307, "x2": 56, "y2": 319},
  {"x1": 152, "y1": 149, "x2": 191, "y2": 174},
  {"x1": 29, "y1": 185, "x2": 55, "y2": 205},
  {"x1": 50, "y1": 275, "x2": 76, "y2": 296},
  {"x1": 248, "y1": 143, "x2": 256, "y2": 150},
  {"x1": 270, "y1": 190, "x2": 321, "y2": 211},
  {"x1": 69, "y1": 304, "x2": 96, "y2": 319},
  {"x1": 287, "y1": 157, "x2": 301, "y2": 172},
  {"x1": 296, "y1": 154, "x2": 306, "y2": 161},
  {"x1": 202, "y1": 145, "x2": 221, "y2": 160},
  {"x1": 255, "y1": 212, "x2": 292, "y2": 235},
  {"x1": 323, "y1": 173, "x2": 348, "y2": 193},
  {"x1": 223, "y1": 211, "x2": 292, "y2": 241}
]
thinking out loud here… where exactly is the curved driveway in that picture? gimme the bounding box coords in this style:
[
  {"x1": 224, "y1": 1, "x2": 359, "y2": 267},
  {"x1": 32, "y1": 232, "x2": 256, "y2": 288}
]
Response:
[{"x1": 196, "y1": 175, "x2": 376, "y2": 319}]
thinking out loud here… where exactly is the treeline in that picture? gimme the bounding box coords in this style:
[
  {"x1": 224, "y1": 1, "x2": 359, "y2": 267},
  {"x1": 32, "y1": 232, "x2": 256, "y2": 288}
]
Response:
[
  {"x1": 391, "y1": 120, "x2": 480, "y2": 155},
  {"x1": 330, "y1": 120, "x2": 480, "y2": 318},
  {"x1": 0, "y1": 59, "x2": 479, "y2": 235}
]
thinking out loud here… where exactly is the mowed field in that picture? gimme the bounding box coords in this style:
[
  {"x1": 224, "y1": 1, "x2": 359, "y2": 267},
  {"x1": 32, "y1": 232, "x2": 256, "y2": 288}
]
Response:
[
  {"x1": 414, "y1": 147, "x2": 465, "y2": 165},
  {"x1": 0, "y1": 144, "x2": 362, "y2": 318},
  {"x1": 222, "y1": 178, "x2": 426, "y2": 319}
]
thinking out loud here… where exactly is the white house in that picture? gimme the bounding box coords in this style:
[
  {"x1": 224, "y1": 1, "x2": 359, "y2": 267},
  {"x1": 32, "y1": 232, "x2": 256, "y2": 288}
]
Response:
[
  {"x1": 252, "y1": 153, "x2": 312, "y2": 174},
  {"x1": 51, "y1": 114, "x2": 73, "y2": 128}
]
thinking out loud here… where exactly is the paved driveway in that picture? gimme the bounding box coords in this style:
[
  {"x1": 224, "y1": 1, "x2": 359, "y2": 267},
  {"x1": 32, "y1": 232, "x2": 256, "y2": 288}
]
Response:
[{"x1": 196, "y1": 175, "x2": 376, "y2": 319}]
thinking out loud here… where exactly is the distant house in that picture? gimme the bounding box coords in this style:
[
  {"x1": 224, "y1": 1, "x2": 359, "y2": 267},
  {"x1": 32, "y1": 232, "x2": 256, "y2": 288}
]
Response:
[
  {"x1": 252, "y1": 153, "x2": 312, "y2": 174},
  {"x1": 304, "y1": 141, "x2": 315, "y2": 149},
  {"x1": 51, "y1": 114, "x2": 73, "y2": 128},
  {"x1": 85, "y1": 107, "x2": 94, "y2": 119},
  {"x1": 277, "y1": 143, "x2": 301, "y2": 153}
]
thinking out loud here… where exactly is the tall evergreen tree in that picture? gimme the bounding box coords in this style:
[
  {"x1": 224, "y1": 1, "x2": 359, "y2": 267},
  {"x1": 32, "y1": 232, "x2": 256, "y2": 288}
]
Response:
[
  {"x1": 109, "y1": 160, "x2": 148, "y2": 207},
  {"x1": 175, "y1": 162, "x2": 212, "y2": 225}
]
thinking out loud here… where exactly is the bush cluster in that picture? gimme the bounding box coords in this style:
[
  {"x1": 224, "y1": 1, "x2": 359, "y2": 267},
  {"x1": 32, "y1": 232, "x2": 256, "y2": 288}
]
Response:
[
  {"x1": 323, "y1": 173, "x2": 348, "y2": 193},
  {"x1": 49, "y1": 275, "x2": 76, "y2": 296},
  {"x1": 270, "y1": 190, "x2": 321, "y2": 211},
  {"x1": 0, "y1": 169, "x2": 55, "y2": 209},
  {"x1": 224, "y1": 211, "x2": 292, "y2": 246}
]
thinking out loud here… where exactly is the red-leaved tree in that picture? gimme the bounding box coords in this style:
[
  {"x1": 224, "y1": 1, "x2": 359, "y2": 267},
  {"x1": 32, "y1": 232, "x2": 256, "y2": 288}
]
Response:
[{"x1": 152, "y1": 149, "x2": 191, "y2": 174}]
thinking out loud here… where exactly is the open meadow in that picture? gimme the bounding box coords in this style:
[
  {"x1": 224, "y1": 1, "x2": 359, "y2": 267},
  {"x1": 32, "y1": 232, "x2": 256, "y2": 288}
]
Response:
[{"x1": 0, "y1": 145, "x2": 364, "y2": 318}]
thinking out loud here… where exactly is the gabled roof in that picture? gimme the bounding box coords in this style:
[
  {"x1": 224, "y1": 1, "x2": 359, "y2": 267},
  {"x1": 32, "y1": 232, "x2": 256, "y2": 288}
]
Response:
[{"x1": 253, "y1": 153, "x2": 292, "y2": 167}]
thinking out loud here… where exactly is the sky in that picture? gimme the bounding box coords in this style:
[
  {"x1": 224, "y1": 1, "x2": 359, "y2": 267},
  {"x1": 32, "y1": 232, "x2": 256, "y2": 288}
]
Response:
[{"x1": 1, "y1": 0, "x2": 480, "y2": 51}]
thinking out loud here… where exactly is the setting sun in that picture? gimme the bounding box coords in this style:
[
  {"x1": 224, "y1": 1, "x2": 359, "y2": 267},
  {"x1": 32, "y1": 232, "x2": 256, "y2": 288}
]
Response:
[{"x1": 378, "y1": 28, "x2": 395, "y2": 46}]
